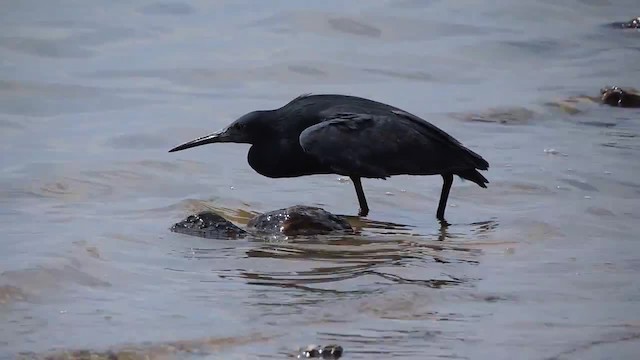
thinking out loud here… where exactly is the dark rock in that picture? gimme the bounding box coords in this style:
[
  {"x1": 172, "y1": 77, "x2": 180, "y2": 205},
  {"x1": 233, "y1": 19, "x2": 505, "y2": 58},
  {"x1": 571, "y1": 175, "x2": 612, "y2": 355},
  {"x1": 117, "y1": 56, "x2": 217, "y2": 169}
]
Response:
[
  {"x1": 171, "y1": 206, "x2": 353, "y2": 239},
  {"x1": 247, "y1": 205, "x2": 353, "y2": 236},
  {"x1": 298, "y1": 344, "x2": 343, "y2": 359},
  {"x1": 608, "y1": 16, "x2": 640, "y2": 29},
  {"x1": 171, "y1": 211, "x2": 248, "y2": 239},
  {"x1": 600, "y1": 86, "x2": 640, "y2": 108}
]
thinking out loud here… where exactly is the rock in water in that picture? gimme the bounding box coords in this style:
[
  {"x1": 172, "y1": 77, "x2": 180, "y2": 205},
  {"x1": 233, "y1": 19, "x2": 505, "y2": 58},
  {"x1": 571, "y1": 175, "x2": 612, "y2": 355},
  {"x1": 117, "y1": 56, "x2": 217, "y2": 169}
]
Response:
[
  {"x1": 247, "y1": 205, "x2": 353, "y2": 236},
  {"x1": 297, "y1": 344, "x2": 344, "y2": 359},
  {"x1": 171, "y1": 206, "x2": 353, "y2": 239},
  {"x1": 171, "y1": 212, "x2": 248, "y2": 239},
  {"x1": 600, "y1": 86, "x2": 640, "y2": 108},
  {"x1": 546, "y1": 85, "x2": 640, "y2": 114},
  {"x1": 608, "y1": 16, "x2": 639, "y2": 29}
]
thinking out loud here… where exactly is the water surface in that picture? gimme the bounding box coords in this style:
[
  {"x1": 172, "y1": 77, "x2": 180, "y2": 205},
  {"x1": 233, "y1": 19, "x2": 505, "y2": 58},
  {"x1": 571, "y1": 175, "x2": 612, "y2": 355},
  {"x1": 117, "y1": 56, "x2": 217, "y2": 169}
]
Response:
[{"x1": 1, "y1": 1, "x2": 639, "y2": 359}]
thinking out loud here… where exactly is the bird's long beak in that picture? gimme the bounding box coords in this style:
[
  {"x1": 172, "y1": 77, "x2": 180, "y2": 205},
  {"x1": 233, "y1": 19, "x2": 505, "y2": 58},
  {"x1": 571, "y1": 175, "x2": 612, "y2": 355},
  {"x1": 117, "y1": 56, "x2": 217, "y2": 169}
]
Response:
[{"x1": 168, "y1": 128, "x2": 230, "y2": 152}]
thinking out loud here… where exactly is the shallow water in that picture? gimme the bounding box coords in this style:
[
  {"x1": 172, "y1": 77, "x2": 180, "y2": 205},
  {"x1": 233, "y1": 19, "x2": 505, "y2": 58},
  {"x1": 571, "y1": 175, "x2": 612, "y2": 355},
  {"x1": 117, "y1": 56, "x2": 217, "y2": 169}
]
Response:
[{"x1": 1, "y1": 1, "x2": 640, "y2": 359}]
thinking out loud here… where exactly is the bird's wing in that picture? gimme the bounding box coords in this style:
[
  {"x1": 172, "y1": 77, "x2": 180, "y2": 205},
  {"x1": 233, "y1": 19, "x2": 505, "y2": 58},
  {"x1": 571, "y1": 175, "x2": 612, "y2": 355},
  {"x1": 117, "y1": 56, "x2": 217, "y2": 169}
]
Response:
[
  {"x1": 298, "y1": 112, "x2": 435, "y2": 179},
  {"x1": 391, "y1": 109, "x2": 488, "y2": 170}
]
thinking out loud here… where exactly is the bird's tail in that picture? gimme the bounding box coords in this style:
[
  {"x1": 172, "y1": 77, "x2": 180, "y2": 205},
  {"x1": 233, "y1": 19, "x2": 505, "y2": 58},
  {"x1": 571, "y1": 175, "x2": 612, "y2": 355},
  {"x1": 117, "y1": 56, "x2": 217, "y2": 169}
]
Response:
[{"x1": 456, "y1": 169, "x2": 489, "y2": 188}]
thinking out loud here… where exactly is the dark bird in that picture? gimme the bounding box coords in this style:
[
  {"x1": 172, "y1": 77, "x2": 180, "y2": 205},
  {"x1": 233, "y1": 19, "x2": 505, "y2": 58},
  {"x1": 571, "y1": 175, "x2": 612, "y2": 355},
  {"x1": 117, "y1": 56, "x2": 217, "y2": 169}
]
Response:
[{"x1": 169, "y1": 94, "x2": 489, "y2": 222}]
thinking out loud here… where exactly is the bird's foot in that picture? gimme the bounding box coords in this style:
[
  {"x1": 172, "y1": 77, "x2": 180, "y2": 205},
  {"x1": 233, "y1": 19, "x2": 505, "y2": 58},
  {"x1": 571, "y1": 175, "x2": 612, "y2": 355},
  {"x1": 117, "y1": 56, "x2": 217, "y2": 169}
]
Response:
[
  {"x1": 358, "y1": 208, "x2": 369, "y2": 217},
  {"x1": 438, "y1": 218, "x2": 451, "y2": 228}
]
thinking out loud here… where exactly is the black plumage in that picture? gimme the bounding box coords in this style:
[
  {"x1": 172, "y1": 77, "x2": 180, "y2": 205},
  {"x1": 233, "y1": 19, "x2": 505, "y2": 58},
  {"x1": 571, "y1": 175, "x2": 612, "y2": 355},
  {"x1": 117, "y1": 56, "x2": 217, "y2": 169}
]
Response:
[{"x1": 169, "y1": 94, "x2": 489, "y2": 221}]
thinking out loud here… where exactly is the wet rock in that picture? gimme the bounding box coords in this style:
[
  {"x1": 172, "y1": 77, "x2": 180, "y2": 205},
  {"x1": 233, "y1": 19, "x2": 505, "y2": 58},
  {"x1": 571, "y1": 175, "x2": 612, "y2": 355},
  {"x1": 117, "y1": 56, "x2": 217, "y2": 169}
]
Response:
[
  {"x1": 171, "y1": 206, "x2": 353, "y2": 239},
  {"x1": 547, "y1": 85, "x2": 640, "y2": 114},
  {"x1": 297, "y1": 344, "x2": 344, "y2": 359},
  {"x1": 608, "y1": 16, "x2": 640, "y2": 29},
  {"x1": 171, "y1": 211, "x2": 248, "y2": 239},
  {"x1": 600, "y1": 86, "x2": 640, "y2": 108},
  {"x1": 247, "y1": 205, "x2": 353, "y2": 236}
]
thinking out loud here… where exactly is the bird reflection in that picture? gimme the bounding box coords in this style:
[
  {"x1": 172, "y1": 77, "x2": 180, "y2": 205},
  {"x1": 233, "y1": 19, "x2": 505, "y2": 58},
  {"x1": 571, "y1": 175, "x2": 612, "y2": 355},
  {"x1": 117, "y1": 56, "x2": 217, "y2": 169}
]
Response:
[
  {"x1": 341, "y1": 216, "x2": 414, "y2": 234},
  {"x1": 437, "y1": 222, "x2": 450, "y2": 241},
  {"x1": 232, "y1": 230, "x2": 482, "y2": 293}
]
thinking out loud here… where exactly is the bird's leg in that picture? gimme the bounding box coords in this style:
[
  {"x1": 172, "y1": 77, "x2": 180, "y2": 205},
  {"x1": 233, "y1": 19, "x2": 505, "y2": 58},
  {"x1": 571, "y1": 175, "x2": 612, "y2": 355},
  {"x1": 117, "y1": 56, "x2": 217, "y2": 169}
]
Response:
[
  {"x1": 350, "y1": 176, "x2": 369, "y2": 217},
  {"x1": 436, "y1": 173, "x2": 454, "y2": 223}
]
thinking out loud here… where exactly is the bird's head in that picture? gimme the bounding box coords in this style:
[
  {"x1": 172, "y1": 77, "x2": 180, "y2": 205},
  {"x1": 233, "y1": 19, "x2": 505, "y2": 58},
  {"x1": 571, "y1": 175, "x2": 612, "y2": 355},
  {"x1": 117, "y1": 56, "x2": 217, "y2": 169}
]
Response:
[{"x1": 168, "y1": 110, "x2": 269, "y2": 152}]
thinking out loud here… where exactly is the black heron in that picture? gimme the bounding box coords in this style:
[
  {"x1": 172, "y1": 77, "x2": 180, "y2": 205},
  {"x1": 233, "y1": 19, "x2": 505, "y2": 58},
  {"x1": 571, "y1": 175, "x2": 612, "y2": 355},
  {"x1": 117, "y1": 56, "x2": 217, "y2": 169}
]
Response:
[{"x1": 169, "y1": 94, "x2": 489, "y2": 221}]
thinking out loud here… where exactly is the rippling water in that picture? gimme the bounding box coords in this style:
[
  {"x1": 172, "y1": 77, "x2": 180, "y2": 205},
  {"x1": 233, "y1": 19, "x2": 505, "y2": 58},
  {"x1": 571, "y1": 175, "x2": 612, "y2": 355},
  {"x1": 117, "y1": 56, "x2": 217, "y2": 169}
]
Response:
[{"x1": 1, "y1": 1, "x2": 639, "y2": 359}]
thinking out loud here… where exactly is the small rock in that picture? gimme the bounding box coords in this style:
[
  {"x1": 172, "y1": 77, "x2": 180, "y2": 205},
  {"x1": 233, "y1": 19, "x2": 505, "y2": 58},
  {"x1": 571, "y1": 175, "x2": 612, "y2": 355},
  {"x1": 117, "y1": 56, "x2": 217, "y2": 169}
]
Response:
[
  {"x1": 608, "y1": 16, "x2": 640, "y2": 29},
  {"x1": 600, "y1": 86, "x2": 640, "y2": 108},
  {"x1": 298, "y1": 344, "x2": 344, "y2": 359}
]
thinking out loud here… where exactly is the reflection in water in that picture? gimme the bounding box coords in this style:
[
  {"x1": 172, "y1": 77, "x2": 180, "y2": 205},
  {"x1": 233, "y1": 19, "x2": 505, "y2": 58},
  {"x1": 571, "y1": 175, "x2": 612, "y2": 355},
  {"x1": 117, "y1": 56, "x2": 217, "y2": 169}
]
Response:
[
  {"x1": 343, "y1": 216, "x2": 414, "y2": 233},
  {"x1": 181, "y1": 219, "x2": 491, "y2": 359},
  {"x1": 191, "y1": 219, "x2": 493, "y2": 299},
  {"x1": 469, "y1": 220, "x2": 500, "y2": 242}
]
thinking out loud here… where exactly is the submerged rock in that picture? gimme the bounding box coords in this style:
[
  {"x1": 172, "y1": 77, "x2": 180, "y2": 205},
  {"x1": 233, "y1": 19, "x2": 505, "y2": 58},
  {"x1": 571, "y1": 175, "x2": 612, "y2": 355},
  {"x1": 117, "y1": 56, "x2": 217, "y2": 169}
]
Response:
[
  {"x1": 28, "y1": 333, "x2": 275, "y2": 360},
  {"x1": 171, "y1": 211, "x2": 248, "y2": 239},
  {"x1": 297, "y1": 344, "x2": 344, "y2": 359},
  {"x1": 247, "y1": 205, "x2": 353, "y2": 236},
  {"x1": 171, "y1": 205, "x2": 353, "y2": 239},
  {"x1": 0, "y1": 285, "x2": 27, "y2": 304},
  {"x1": 453, "y1": 106, "x2": 536, "y2": 125}
]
